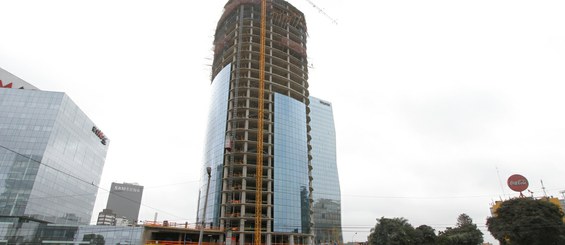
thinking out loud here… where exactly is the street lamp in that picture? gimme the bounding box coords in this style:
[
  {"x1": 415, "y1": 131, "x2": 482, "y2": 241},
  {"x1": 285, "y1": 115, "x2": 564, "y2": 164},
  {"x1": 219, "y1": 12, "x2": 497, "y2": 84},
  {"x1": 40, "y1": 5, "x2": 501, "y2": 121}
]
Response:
[{"x1": 198, "y1": 167, "x2": 212, "y2": 245}]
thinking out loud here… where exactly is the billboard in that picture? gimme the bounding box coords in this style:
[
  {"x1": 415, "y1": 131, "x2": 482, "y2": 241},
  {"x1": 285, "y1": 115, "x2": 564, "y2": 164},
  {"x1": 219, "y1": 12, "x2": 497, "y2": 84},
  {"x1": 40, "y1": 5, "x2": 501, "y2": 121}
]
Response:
[{"x1": 507, "y1": 174, "x2": 529, "y2": 192}]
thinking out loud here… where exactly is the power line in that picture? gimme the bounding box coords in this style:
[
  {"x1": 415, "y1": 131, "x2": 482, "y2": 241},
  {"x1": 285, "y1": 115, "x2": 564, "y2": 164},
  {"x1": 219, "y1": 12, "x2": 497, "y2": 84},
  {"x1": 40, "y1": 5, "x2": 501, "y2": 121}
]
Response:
[
  {"x1": 0, "y1": 144, "x2": 195, "y2": 222},
  {"x1": 144, "y1": 180, "x2": 200, "y2": 189},
  {"x1": 4, "y1": 143, "x2": 562, "y2": 231}
]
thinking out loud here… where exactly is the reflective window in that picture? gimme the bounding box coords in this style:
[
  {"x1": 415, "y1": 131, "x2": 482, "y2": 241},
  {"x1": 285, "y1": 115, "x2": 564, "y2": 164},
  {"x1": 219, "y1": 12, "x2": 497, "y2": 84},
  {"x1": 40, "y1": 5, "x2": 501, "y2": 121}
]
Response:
[
  {"x1": 273, "y1": 93, "x2": 309, "y2": 233},
  {"x1": 198, "y1": 64, "x2": 231, "y2": 227},
  {"x1": 309, "y1": 97, "x2": 342, "y2": 244},
  {"x1": 77, "y1": 225, "x2": 143, "y2": 245},
  {"x1": 0, "y1": 220, "x2": 143, "y2": 245},
  {"x1": 0, "y1": 89, "x2": 108, "y2": 226}
]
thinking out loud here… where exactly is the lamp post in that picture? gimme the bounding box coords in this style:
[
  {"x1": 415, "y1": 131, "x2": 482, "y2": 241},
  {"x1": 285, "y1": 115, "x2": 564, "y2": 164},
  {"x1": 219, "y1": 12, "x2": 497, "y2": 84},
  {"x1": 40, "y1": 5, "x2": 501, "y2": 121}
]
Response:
[{"x1": 198, "y1": 167, "x2": 212, "y2": 245}]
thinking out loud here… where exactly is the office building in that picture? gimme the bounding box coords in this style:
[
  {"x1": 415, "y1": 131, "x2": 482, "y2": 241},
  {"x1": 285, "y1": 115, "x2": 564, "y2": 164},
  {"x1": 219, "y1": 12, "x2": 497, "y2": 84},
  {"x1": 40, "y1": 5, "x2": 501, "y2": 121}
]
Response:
[
  {"x1": 196, "y1": 1, "x2": 344, "y2": 245},
  {"x1": 96, "y1": 208, "x2": 117, "y2": 226},
  {"x1": 0, "y1": 67, "x2": 109, "y2": 243},
  {"x1": 104, "y1": 182, "x2": 143, "y2": 225},
  {"x1": 0, "y1": 223, "x2": 144, "y2": 245},
  {"x1": 309, "y1": 97, "x2": 342, "y2": 244}
]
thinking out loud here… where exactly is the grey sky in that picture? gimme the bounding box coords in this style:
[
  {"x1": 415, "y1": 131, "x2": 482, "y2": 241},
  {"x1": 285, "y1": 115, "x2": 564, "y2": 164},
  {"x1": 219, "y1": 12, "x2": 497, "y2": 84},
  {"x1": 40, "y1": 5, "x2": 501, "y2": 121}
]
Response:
[{"x1": 2, "y1": 1, "x2": 565, "y2": 244}]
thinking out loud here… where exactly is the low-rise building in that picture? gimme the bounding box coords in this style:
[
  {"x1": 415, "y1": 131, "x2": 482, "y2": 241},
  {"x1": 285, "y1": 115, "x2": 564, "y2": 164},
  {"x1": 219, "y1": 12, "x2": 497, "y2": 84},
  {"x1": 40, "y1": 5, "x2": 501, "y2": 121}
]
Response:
[{"x1": 96, "y1": 209, "x2": 116, "y2": 226}]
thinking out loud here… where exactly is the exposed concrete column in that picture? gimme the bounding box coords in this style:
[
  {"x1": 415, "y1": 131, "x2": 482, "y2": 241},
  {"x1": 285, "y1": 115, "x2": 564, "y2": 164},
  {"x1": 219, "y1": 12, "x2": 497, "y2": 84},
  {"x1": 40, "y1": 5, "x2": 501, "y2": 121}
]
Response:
[
  {"x1": 289, "y1": 234, "x2": 295, "y2": 245},
  {"x1": 266, "y1": 234, "x2": 272, "y2": 245},
  {"x1": 239, "y1": 221, "x2": 245, "y2": 245}
]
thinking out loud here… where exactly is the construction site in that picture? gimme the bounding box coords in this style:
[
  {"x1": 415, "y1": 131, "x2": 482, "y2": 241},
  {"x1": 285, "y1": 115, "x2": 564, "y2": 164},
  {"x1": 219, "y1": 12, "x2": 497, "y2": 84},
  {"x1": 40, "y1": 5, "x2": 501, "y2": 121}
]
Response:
[{"x1": 198, "y1": 0, "x2": 316, "y2": 245}]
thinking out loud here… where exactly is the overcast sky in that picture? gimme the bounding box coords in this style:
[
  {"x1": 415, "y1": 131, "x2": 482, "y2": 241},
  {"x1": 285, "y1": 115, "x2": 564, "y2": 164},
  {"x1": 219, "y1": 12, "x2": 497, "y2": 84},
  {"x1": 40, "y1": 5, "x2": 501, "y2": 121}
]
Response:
[{"x1": 2, "y1": 0, "x2": 565, "y2": 244}]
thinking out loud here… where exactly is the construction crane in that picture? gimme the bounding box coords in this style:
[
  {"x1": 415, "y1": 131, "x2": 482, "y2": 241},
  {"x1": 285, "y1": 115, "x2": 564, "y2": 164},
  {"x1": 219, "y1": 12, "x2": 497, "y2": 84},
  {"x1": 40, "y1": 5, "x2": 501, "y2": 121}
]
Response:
[
  {"x1": 254, "y1": 1, "x2": 267, "y2": 245},
  {"x1": 303, "y1": 0, "x2": 338, "y2": 25},
  {"x1": 254, "y1": 1, "x2": 335, "y2": 244}
]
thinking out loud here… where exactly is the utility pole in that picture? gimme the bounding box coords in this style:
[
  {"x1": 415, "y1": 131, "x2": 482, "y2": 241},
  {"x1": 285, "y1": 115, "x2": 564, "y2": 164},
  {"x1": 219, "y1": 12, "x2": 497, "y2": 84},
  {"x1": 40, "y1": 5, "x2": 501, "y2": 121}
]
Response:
[{"x1": 199, "y1": 167, "x2": 212, "y2": 245}]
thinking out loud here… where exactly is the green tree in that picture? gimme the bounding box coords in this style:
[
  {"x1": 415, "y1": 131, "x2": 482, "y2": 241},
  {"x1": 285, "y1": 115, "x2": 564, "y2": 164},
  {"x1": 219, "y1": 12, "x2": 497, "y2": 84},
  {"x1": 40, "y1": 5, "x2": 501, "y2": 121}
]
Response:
[
  {"x1": 368, "y1": 217, "x2": 419, "y2": 245},
  {"x1": 415, "y1": 225, "x2": 436, "y2": 245},
  {"x1": 437, "y1": 213, "x2": 483, "y2": 245},
  {"x1": 83, "y1": 234, "x2": 105, "y2": 245},
  {"x1": 486, "y1": 197, "x2": 565, "y2": 245}
]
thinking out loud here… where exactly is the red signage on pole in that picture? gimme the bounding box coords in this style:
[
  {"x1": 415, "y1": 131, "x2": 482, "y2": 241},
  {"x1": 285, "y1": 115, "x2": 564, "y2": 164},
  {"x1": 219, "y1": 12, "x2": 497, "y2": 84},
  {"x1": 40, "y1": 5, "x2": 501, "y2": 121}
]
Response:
[{"x1": 507, "y1": 174, "x2": 529, "y2": 192}]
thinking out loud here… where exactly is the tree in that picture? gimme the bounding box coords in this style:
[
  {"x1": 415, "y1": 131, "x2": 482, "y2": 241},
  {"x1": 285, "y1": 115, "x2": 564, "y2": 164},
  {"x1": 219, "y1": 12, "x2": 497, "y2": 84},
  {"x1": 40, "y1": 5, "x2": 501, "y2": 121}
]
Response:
[
  {"x1": 368, "y1": 217, "x2": 419, "y2": 245},
  {"x1": 83, "y1": 234, "x2": 105, "y2": 245},
  {"x1": 437, "y1": 213, "x2": 483, "y2": 245},
  {"x1": 415, "y1": 225, "x2": 436, "y2": 245},
  {"x1": 486, "y1": 197, "x2": 565, "y2": 245},
  {"x1": 456, "y1": 213, "x2": 473, "y2": 227}
]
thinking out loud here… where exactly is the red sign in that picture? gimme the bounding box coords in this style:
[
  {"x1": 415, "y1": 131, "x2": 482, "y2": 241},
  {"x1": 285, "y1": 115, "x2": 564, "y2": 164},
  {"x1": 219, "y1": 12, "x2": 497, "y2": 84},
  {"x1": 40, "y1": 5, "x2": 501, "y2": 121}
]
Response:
[
  {"x1": 0, "y1": 80, "x2": 13, "y2": 88},
  {"x1": 507, "y1": 174, "x2": 529, "y2": 192},
  {"x1": 92, "y1": 126, "x2": 108, "y2": 145}
]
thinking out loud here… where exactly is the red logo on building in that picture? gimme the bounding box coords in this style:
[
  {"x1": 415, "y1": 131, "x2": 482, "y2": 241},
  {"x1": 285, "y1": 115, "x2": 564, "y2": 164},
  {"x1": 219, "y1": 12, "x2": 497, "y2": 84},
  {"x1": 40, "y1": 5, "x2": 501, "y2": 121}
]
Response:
[
  {"x1": 92, "y1": 126, "x2": 108, "y2": 145},
  {"x1": 0, "y1": 80, "x2": 13, "y2": 88}
]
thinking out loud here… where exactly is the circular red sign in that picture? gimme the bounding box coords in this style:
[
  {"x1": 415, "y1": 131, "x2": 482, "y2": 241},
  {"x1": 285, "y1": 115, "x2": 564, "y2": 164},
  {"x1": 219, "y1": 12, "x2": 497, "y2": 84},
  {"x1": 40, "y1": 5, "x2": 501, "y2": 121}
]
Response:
[{"x1": 507, "y1": 174, "x2": 529, "y2": 192}]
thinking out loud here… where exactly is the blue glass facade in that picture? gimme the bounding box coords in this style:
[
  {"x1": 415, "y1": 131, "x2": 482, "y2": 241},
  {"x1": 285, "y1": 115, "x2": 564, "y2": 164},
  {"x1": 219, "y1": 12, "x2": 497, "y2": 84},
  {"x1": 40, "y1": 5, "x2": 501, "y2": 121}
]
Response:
[
  {"x1": 0, "y1": 88, "x2": 108, "y2": 226},
  {"x1": 0, "y1": 88, "x2": 109, "y2": 244},
  {"x1": 273, "y1": 93, "x2": 310, "y2": 233},
  {"x1": 309, "y1": 97, "x2": 342, "y2": 244},
  {"x1": 0, "y1": 222, "x2": 143, "y2": 245},
  {"x1": 198, "y1": 64, "x2": 231, "y2": 227}
]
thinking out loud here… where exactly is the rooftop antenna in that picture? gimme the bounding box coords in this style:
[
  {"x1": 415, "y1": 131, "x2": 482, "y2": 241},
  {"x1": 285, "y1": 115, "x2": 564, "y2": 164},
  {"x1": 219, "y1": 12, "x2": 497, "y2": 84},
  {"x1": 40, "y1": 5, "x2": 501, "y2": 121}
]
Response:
[
  {"x1": 560, "y1": 190, "x2": 565, "y2": 200},
  {"x1": 496, "y1": 167, "x2": 507, "y2": 198},
  {"x1": 541, "y1": 180, "x2": 548, "y2": 197}
]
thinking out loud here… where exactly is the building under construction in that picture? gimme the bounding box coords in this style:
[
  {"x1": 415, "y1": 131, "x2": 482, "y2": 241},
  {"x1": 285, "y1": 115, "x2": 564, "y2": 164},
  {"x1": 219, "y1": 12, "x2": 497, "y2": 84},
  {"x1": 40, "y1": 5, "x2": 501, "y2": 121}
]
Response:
[{"x1": 197, "y1": 0, "x2": 315, "y2": 245}]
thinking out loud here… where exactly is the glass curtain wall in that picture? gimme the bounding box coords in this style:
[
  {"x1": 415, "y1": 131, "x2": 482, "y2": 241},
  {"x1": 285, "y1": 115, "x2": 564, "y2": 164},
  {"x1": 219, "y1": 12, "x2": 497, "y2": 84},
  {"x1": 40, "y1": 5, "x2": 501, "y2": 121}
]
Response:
[
  {"x1": 273, "y1": 93, "x2": 309, "y2": 233},
  {"x1": 309, "y1": 97, "x2": 342, "y2": 244},
  {"x1": 198, "y1": 64, "x2": 231, "y2": 227},
  {"x1": 0, "y1": 89, "x2": 108, "y2": 225}
]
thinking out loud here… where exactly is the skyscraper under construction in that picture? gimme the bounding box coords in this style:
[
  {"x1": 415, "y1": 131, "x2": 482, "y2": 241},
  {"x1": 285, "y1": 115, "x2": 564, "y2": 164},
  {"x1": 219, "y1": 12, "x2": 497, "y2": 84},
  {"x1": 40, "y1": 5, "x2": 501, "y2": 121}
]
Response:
[{"x1": 197, "y1": 1, "x2": 340, "y2": 245}]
